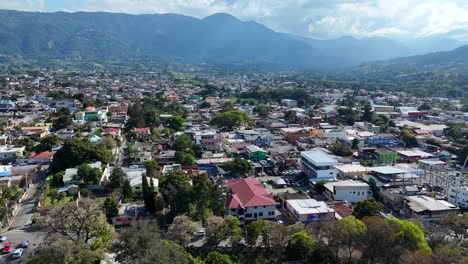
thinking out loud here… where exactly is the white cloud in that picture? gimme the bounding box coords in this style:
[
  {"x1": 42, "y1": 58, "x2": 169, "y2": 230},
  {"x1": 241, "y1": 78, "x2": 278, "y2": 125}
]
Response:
[
  {"x1": 3, "y1": 0, "x2": 468, "y2": 40},
  {"x1": 0, "y1": 0, "x2": 45, "y2": 11}
]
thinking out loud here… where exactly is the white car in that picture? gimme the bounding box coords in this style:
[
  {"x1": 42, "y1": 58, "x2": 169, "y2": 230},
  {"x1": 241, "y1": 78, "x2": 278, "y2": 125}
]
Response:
[
  {"x1": 0, "y1": 236, "x2": 6, "y2": 242},
  {"x1": 12, "y1": 248, "x2": 23, "y2": 259}
]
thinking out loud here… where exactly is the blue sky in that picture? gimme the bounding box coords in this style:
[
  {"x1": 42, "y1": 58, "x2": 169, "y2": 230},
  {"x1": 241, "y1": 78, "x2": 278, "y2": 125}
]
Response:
[{"x1": 2, "y1": 0, "x2": 468, "y2": 40}]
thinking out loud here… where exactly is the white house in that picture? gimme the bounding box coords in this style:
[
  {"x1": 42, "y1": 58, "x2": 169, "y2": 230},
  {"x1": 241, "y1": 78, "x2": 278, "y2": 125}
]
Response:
[
  {"x1": 324, "y1": 180, "x2": 370, "y2": 203},
  {"x1": 226, "y1": 178, "x2": 276, "y2": 224},
  {"x1": 281, "y1": 99, "x2": 297, "y2": 107},
  {"x1": 300, "y1": 151, "x2": 337, "y2": 181}
]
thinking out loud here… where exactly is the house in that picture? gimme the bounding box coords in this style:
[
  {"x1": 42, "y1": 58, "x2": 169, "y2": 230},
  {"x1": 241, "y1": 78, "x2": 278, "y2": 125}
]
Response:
[
  {"x1": 226, "y1": 178, "x2": 276, "y2": 224},
  {"x1": 157, "y1": 150, "x2": 176, "y2": 165},
  {"x1": 403, "y1": 195, "x2": 459, "y2": 222},
  {"x1": 112, "y1": 203, "x2": 146, "y2": 227},
  {"x1": 334, "y1": 163, "x2": 369, "y2": 178},
  {"x1": 74, "y1": 109, "x2": 108, "y2": 123},
  {"x1": 0, "y1": 165, "x2": 13, "y2": 177},
  {"x1": 27, "y1": 151, "x2": 55, "y2": 164},
  {"x1": 21, "y1": 126, "x2": 50, "y2": 138},
  {"x1": 358, "y1": 147, "x2": 398, "y2": 165},
  {"x1": 0, "y1": 145, "x2": 25, "y2": 161},
  {"x1": 447, "y1": 186, "x2": 468, "y2": 209},
  {"x1": 130, "y1": 176, "x2": 158, "y2": 198},
  {"x1": 285, "y1": 199, "x2": 335, "y2": 224},
  {"x1": 300, "y1": 151, "x2": 337, "y2": 181},
  {"x1": 245, "y1": 145, "x2": 267, "y2": 161},
  {"x1": 324, "y1": 180, "x2": 370, "y2": 203},
  {"x1": 396, "y1": 149, "x2": 434, "y2": 162}
]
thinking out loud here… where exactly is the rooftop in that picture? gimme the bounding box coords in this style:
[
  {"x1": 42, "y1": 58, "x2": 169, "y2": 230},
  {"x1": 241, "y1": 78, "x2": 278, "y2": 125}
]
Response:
[
  {"x1": 301, "y1": 151, "x2": 338, "y2": 166},
  {"x1": 287, "y1": 199, "x2": 335, "y2": 215},
  {"x1": 371, "y1": 166, "x2": 408, "y2": 175}
]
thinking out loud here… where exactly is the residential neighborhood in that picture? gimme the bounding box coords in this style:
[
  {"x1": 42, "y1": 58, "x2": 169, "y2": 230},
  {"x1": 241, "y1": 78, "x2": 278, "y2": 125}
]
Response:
[{"x1": 0, "y1": 69, "x2": 466, "y2": 263}]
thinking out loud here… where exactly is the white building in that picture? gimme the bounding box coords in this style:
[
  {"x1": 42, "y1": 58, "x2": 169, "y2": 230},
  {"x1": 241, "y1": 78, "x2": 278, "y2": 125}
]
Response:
[
  {"x1": 285, "y1": 199, "x2": 335, "y2": 224},
  {"x1": 301, "y1": 151, "x2": 338, "y2": 181},
  {"x1": 448, "y1": 186, "x2": 468, "y2": 209},
  {"x1": 194, "y1": 130, "x2": 219, "y2": 144},
  {"x1": 226, "y1": 178, "x2": 276, "y2": 224},
  {"x1": 281, "y1": 99, "x2": 298, "y2": 107},
  {"x1": 324, "y1": 180, "x2": 370, "y2": 203}
]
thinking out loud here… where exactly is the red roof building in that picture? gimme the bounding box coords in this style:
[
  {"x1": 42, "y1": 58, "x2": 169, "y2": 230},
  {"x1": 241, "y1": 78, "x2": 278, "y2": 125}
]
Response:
[{"x1": 226, "y1": 178, "x2": 276, "y2": 223}]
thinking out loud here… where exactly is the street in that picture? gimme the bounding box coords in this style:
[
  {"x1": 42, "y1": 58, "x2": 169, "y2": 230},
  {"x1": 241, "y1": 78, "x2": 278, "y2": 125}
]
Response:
[{"x1": 0, "y1": 174, "x2": 44, "y2": 263}]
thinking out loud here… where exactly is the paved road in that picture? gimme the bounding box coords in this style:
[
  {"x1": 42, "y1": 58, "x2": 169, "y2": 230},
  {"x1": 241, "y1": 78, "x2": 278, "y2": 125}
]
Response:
[{"x1": 0, "y1": 176, "x2": 44, "y2": 263}]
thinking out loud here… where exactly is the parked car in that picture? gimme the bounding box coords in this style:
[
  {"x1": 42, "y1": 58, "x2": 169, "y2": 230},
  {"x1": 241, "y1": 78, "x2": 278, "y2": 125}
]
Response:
[
  {"x1": 2, "y1": 243, "x2": 12, "y2": 253},
  {"x1": 0, "y1": 236, "x2": 6, "y2": 242},
  {"x1": 193, "y1": 228, "x2": 206, "y2": 236},
  {"x1": 19, "y1": 241, "x2": 29, "y2": 248},
  {"x1": 12, "y1": 248, "x2": 23, "y2": 259}
]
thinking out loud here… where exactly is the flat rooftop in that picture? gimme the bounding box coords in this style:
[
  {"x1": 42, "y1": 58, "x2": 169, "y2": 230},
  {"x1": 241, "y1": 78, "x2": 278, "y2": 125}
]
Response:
[
  {"x1": 287, "y1": 199, "x2": 335, "y2": 215},
  {"x1": 371, "y1": 166, "x2": 408, "y2": 175},
  {"x1": 301, "y1": 151, "x2": 338, "y2": 166}
]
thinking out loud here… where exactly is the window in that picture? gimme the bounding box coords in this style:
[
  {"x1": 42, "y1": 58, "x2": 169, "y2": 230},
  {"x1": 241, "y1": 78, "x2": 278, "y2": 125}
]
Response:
[
  {"x1": 259, "y1": 213, "x2": 263, "y2": 217},
  {"x1": 135, "y1": 187, "x2": 141, "y2": 189},
  {"x1": 254, "y1": 206, "x2": 257, "y2": 209},
  {"x1": 245, "y1": 214, "x2": 252, "y2": 217},
  {"x1": 268, "y1": 212, "x2": 274, "y2": 216}
]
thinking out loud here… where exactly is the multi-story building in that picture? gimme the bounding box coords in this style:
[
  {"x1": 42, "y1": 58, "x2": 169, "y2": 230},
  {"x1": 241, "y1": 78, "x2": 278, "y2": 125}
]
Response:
[
  {"x1": 226, "y1": 178, "x2": 276, "y2": 224},
  {"x1": 285, "y1": 199, "x2": 335, "y2": 224},
  {"x1": 300, "y1": 151, "x2": 337, "y2": 181},
  {"x1": 324, "y1": 180, "x2": 370, "y2": 203},
  {"x1": 447, "y1": 186, "x2": 468, "y2": 209}
]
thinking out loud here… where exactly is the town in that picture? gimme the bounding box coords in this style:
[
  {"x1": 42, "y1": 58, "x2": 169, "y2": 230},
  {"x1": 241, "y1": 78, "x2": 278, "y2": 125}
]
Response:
[{"x1": 0, "y1": 69, "x2": 466, "y2": 263}]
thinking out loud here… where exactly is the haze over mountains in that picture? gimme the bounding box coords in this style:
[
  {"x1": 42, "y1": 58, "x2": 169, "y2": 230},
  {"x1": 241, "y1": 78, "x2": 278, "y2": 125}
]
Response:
[{"x1": 0, "y1": 9, "x2": 466, "y2": 70}]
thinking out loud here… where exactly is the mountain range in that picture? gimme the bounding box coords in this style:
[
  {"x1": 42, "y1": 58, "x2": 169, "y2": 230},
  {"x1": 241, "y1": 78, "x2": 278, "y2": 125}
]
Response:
[{"x1": 0, "y1": 10, "x2": 466, "y2": 70}]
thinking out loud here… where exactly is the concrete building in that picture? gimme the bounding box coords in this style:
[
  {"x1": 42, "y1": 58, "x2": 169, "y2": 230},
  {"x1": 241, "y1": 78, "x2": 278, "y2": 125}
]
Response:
[
  {"x1": 281, "y1": 99, "x2": 298, "y2": 107},
  {"x1": 285, "y1": 199, "x2": 335, "y2": 224},
  {"x1": 324, "y1": 180, "x2": 370, "y2": 203},
  {"x1": 447, "y1": 186, "x2": 468, "y2": 209},
  {"x1": 301, "y1": 151, "x2": 338, "y2": 181}
]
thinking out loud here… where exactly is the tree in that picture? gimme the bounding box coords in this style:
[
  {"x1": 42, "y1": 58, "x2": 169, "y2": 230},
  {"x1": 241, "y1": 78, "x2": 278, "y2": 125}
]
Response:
[
  {"x1": 175, "y1": 151, "x2": 195, "y2": 165},
  {"x1": 329, "y1": 141, "x2": 353, "y2": 156},
  {"x1": 47, "y1": 199, "x2": 116, "y2": 246},
  {"x1": 166, "y1": 215, "x2": 197, "y2": 246},
  {"x1": 103, "y1": 197, "x2": 119, "y2": 221},
  {"x1": 144, "y1": 160, "x2": 160, "y2": 178},
  {"x1": 418, "y1": 103, "x2": 431, "y2": 111},
  {"x1": 353, "y1": 198, "x2": 383, "y2": 219},
  {"x1": 286, "y1": 232, "x2": 322, "y2": 262},
  {"x1": 244, "y1": 220, "x2": 267, "y2": 247},
  {"x1": 284, "y1": 110, "x2": 299, "y2": 124},
  {"x1": 53, "y1": 107, "x2": 73, "y2": 131},
  {"x1": 122, "y1": 180, "x2": 132, "y2": 202},
  {"x1": 75, "y1": 163, "x2": 102, "y2": 184},
  {"x1": 439, "y1": 213, "x2": 468, "y2": 240},
  {"x1": 166, "y1": 116, "x2": 185, "y2": 131},
  {"x1": 352, "y1": 138, "x2": 359, "y2": 149},
  {"x1": 224, "y1": 216, "x2": 242, "y2": 247},
  {"x1": 25, "y1": 236, "x2": 104, "y2": 264},
  {"x1": 400, "y1": 129, "x2": 419, "y2": 147},
  {"x1": 361, "y1": 216, "x2": 396, "y2": 263},
  {"x1": 209, "y1": 110, "x2": 249, "y2": 131},
  {"x1": 362, "y1": 103, "x2": 373, "y2": 122},
  {"x1": 388, "y1": 218, "x2": 431, "y2": 253},
  {"x1": 173, "y1": 135, "x2": 194, "y2": 151},
  {"x1": 199, "y1": 101, "x2": 212, "y2": 109},
  {"x1": 205, "y1": 216, "x2": 228, "y2": 247},
  {"x1": 253, "y1": 105, "x2": 270, "y2": 118},
  {"x1": 142, "y1": 174, "x2": 156, "y2": 213},
  {"x1": 313, "y1": 181, "x2": 326, "y2": 194},
  {"x1": 114, "y1": 221, "x2": 194, "y2": 264},
  {"x1": 109, "y1": 168, "x2": 126, "y2": 190},
  {"x1": 204, "y1": 251, "x2": 234, "y2": 264},
  {"x1": 159, "y1": 171, "x2": 192, "y2": 220},
  {"x1": 339, "y1": 216, "x2": 367, "y2": 264},
  {"x1": 35, "y1": 136, "x2": 62, "y2": 153},
  {"x1": 50, "y1": 139, "x2": 113, "y2": 172},
  {"x1": 221, "y1": 158, "x2": 252, "y2": 177}
]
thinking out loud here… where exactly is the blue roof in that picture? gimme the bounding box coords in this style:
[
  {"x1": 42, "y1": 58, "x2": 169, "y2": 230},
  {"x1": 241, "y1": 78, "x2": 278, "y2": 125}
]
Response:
[
  {"x1": 89, "y1": 135, "x2": 101, "y2": 142},
  {"x1": 0, "y1": 171, "x2": 12, "y2": 177},
  {"x1": 301, "y1": 151, "x2": 337, "y2": 166}
]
